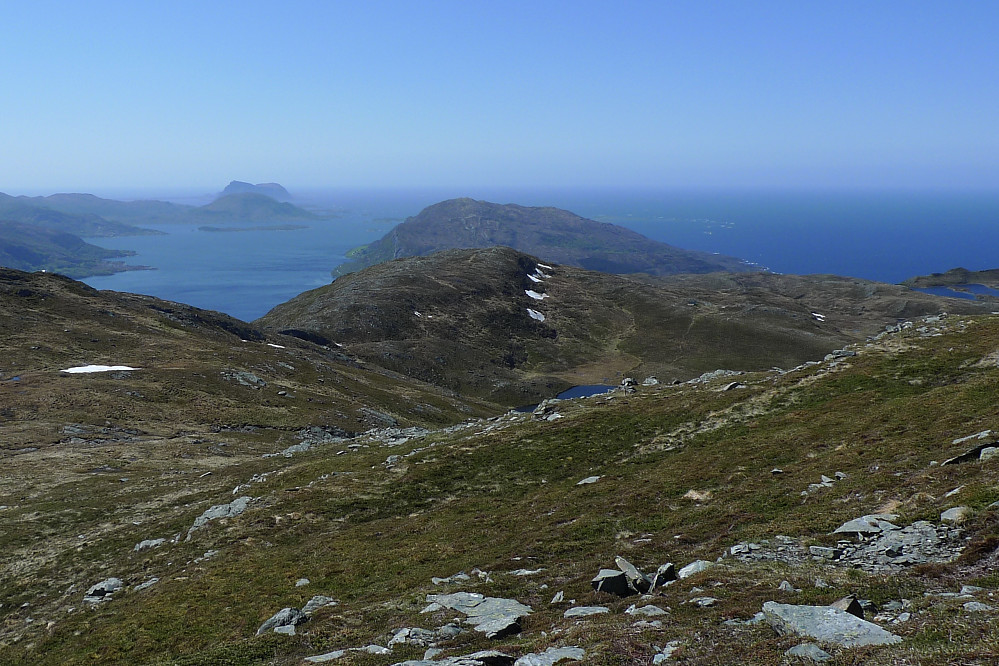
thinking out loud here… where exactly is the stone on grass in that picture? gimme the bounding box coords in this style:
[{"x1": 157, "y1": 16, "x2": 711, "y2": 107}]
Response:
[
  {"x1": 134, "y1": 538, "x2": 166, "y2": 552},
  {"x1": 786, "y1": 643, "x2": 832, "y2": 662},
  {"x1": 591, "y1": 568, "x2": 633, "y2": 596},
  {"x1": 615, "y1": 555, "x2": 652, "y2": 593},
  {"x1": 305, "y1": 650, "x2": 347, "y2": 663},
  {"x1": 256, "y1": 607, "x2": 307, "y2": 635},
  {"x1": 564, "y1": 606, "x2": 609, "y2": 618},
  {"x1": 980, "y1": 447, "x2": 999, "y2": 462},
  {"x1": 134, "y1": 578, "x2": 159, "y2": 592},
  {"x1": 513, "y1": 647, "x2": 585, "y2": 666},
  {"x1": 550, "y1": 591, "x2": 564, "y2": 603},
  {"x1": 186, "y1": 496, "x2": 252, "y2": 540},
  {"x1": 626, "y1": 604, "x2": 668, "y2": 616},
  {"x1": 688, "y1": 597, "x2": 717, "y2": 607},
  {"x1": 651, "y1": 563, "x2": 677, "y2": 588},
  {"x1": 677, "y1": 560, "x2": 714, "y2": 579},
  {"x1": 652, "y1": 640, "x2": 682, "y2": 663},
  {"x1": 964, "y1": 601, "x2": 995, "y2": 612},
  {"x1": 84, "y1": 577, "x2": 124, "y2": 603},
  {"x1": 427, "y1": 592, "x2": 531, "y2": 639},
  {"x1": 576, "y1": 476, "x2": 601, "y2": 485},
  {"x1": 832, "y1": 514, "x2": 899, "y2": 536},
  {"x1": 941, "y1": 506, "x2": 972, "y2": 523},
  {"x1": 303, "y1": 595, "x2": 337, "y2": 616},
  {"x1": 829, "y1": 596, "x2": 864, "y2": 619},
  {"x1": 763, "y1": 601, "x2": 901, "y2": 647}
]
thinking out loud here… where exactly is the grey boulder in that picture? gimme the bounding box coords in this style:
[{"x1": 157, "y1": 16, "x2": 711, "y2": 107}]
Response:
[
  {"x1": 591, "y1": 568, "x2": 633, "y2": 597},
  {"x1": 763, "y1": 601, "x2": 901, "y2": 647},
  {"x1": 84, "y1": 577, "x2": 124, "y2": 603},
  {"x1": 256, "y1": 607, "x2": 307, "y2": 635}
]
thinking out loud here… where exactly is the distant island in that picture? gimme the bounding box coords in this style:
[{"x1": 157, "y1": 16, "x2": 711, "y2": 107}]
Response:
[
  {"x1": 220, "y1": 180, "x2": 292, "y2": 201},
  {"x1": 334, "y1": 198, "x2": 753, "y2": 278},
  {"x1": 0, "y1": 186, "x2": 319, "y2": 277}
]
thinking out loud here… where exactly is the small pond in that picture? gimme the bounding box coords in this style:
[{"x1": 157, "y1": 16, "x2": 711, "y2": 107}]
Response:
[
  {"x1": 914, "y1": 284, "x2": 999, "y2": 300},
  {"x1": 514, "y1": 384, "x2": 616, "y2": 413}
]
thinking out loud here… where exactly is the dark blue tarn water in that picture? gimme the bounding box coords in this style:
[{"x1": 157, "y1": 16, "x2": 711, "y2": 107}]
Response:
[
  {"x1": 514, "y1": 384, "x2": 617, "y2": 413},
  {"x1": 914, "y1": 284, "x2": 999, "y2": 300},
  {"x1": 82, "y1": 188, "x2": 999, "y2": 322}
]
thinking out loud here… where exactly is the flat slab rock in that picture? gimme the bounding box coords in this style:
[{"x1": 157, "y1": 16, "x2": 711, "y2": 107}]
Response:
[
  {"x1": 763, "y1": 602, "x2": 901, "y2": 647},
  {"x1": 514, "y1": 647, "x2": 585, "y2": 666},
  {"x1": 391, "y1": 650, "x2": 516, "y2": 666},
  {"x1": 426, "y1": 592, "x2": 531, "y2": 639}
]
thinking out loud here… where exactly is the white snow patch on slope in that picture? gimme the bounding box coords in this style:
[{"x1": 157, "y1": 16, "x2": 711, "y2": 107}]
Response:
[
  {"x1": 527, "y1": 274, "x2": 542, "y2": 283},
  {"x1": 61, "y1": 365, "x2": 139, "y2": 374},
  {"x1": 267, "y1": 343, "x2": 286, "y2": 349},
  {"x1": 526, "y1": 290, "x2": 549, "y2": 300},
  {"x1": 537, "y1": 263, "x2": 553, "y2": 270},
  {"x1": 526, "y1": 308, "x2": 546, "y2": 322}
]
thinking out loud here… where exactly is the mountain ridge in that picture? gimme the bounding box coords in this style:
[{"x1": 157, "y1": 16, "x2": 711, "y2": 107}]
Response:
[{"x1": 261, "y1": 246, "x2": 994, "y2": 404}]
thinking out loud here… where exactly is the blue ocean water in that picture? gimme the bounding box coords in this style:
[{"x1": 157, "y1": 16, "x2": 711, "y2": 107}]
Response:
[{"x1": 82, "y1": 188, "x2": 999, "y2": 321}]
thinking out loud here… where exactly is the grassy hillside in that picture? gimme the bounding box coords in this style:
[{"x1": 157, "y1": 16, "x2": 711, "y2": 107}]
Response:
[
  {"x1": 2, "y1": 277, "x2": 997, "y2": 663},
  {"x1": 259, "y1": 247, "x2": 995, "y2": 405}
]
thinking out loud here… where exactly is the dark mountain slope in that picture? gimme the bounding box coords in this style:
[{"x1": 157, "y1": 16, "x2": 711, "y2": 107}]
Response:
[
  {"x1": 260, "y1": 247, "x2": 993, "y2": 404},
  {"x1": 0, "y1": 193, "x2": 157, "y2": 237},
  {"x1": 0, "y1": 221, "x2": 144, "y2": 277},
  {"x1": 335, "y1": 198, "x2": 752, "y2": 277}
]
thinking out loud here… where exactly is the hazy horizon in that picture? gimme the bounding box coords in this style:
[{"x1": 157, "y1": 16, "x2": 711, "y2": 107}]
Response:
[{"x1": 2, "y1": 2, "x2": 997, "y2": 194}]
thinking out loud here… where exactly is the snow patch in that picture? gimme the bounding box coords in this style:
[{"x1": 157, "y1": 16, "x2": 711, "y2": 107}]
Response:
[
  {"x1": 527, "y1": 308, "x2": 546, "y2": 322},
  {"x1": 537, "y1": 263, "x2": 553, "y2": 270},
  {"x1": 414, "y1": 311, "x2": 422, "y2": 318},
  {"x1": 527, "y1": 274, "x2": 542, "y2": 283},
  {"x1": 811, "y1": 312, "x2": 826, "y2": 322},
  {"x1": 267, "y1": 343, "x2": 286, "y2": 349},
  {"x1": 61, "y1": 365, "x2": 139, "y2": 374},
  {"x1": 526, "y1": 290, "x2": 549, "y2": 300}
]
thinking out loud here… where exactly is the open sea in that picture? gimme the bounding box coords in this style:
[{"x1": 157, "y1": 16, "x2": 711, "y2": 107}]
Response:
[{"x1": 82, "y1": 188, "x2": 999, "y2": 322}]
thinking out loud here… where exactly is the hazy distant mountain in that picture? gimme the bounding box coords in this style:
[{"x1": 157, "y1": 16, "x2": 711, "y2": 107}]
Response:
[
  {"x1": 220, "y1": 180, "x2": 292, "y2": 201},
  {"x1": 334, "y1": 198, "x2": 752, "y2": 277},
  {"x1": 0, "y1": 193, "x2": 159, "y2": 237},
  {"x1": 6, "y1": 192, "x2": 193, "y2": 225},
  {"x1": 0, "y1": 221, "x2": 144, "y2": 277},
  {"x1": 195, "y1": 193, "x2": 316, "y2": 222}
]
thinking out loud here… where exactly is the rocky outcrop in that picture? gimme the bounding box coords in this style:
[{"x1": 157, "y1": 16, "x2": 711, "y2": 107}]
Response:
[
  {"x1": 256, "y1": 607, "x2": 307, "y2": 635},
  {"x1": 186, "y1": 496, "x2": 252, "y2": 540}
]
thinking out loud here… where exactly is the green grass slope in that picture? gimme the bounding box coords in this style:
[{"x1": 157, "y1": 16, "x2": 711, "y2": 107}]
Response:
[{"x1": 2, "y1": 300, "x2": 998, "y2": 664}]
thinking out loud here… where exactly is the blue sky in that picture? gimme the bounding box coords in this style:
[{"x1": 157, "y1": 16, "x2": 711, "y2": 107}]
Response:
[{"x1": 2, "y1": 1, "x2": 997, "y2": 193}]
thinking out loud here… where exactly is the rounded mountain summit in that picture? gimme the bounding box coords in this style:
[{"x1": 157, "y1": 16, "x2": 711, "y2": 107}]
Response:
[{"x1": 334, "y1": 198, "x2": 753, "y2": 277}]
